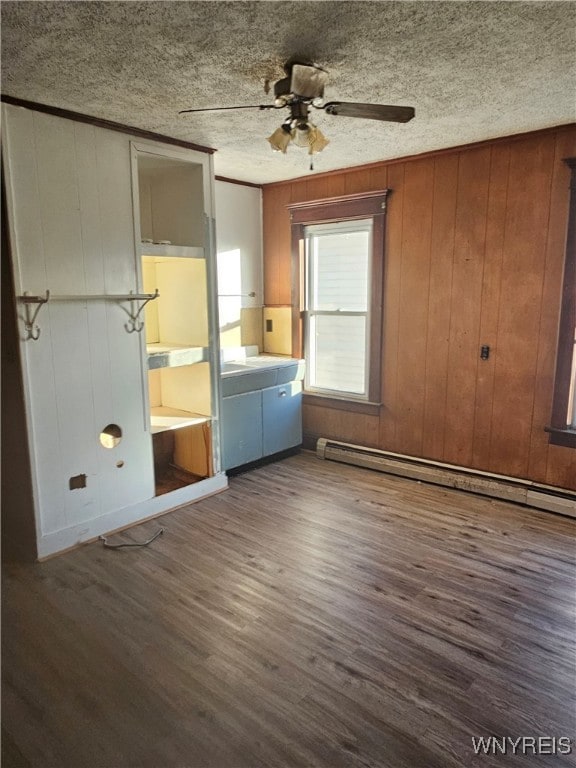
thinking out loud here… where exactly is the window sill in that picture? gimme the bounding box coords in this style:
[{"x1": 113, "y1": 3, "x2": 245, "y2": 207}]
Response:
[
  {"x1": 303, "y1": 392, "x2": 382, "y2": 416},
  {"x1": 545, "y1": 426, "x2": 576, "y2": 449}
]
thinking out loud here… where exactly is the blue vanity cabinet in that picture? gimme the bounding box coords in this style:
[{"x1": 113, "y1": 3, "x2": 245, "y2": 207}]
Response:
[
  {"x1": 262, "y1": 382, "x2": 303, "y2": 457},
  {"x1": 221, "y1": 390, "x2": 263, "y2": 470},
  {"x1": 221, "y1": 355, "x2": 304, "y2": 469},
  {"x1": 220, "y1": 359, "x2": 304, "y2": 471}
]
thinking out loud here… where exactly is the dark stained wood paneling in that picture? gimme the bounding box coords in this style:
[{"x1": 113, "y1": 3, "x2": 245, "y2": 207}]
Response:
[
  {"x1": 303, "y1": 404, "x2": 380, "y2": 448},
  {"x1": 422, "y1": 155, "x2": 459, "y2": 461},
  {"x1": 489, "y1": 135, "x2": 556, "y2": 478},
  {"x1": 263, "y1": 184, "x2": 292, "y2": 305},
  {"x1": 344, "y1": 167, "x2": 374, "y2": 195},
  {"x1": 276, "y1": 184, "x2": 294, "y2": 306},
  {"x1": 394, "y1": 158, "x2": 435, "y2": 456},
  {"x1": 443, "y1": 146, "x2": 491, "y2": 467},
  {"x1": 471, "y1": 145, "x2": 510, "y2": 469},
  {"x1": 368, "y1": 165, "x2": 388, "y2": 192},
  {"x1": 262, "y1": 126, "x2": 576, "y2": 490},
  {"x1": 304, "y1": 174, "x2": 345, "y2": 201},
  {"x1": 3, "y1": 453, "x2": 576, "y2": 768},
  {"x1": 290, "y1": 179, "x2": 313, "y2": 203},
  {"x1": 546, "y1": 442, "x2": 576, "y2": 489}
]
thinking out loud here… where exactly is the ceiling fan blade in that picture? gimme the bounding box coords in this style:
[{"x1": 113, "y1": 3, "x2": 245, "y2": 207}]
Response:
[
  {"x1": 323, "y1": 102, "x2": 415, "y2": 123},
  {"x1": 290, "y1": 64, "x2": 328, "y2": 99},
  {"x1": 179, "y1": 104, "x2": 277, "y2": 115}
]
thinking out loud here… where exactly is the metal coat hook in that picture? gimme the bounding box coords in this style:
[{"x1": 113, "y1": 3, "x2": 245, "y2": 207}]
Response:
[
  {"x1": 122, "y1": 289, "x2": 160, "y2": 334},
  {"x1": 17, "y1": 289, "x2": 159, "y2": 337},
  {"x1": 20, "y1": 290, "x2": 50, "y2": 341}
]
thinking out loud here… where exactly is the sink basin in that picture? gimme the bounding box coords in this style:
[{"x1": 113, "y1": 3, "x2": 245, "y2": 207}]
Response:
[
  {"x1": 241, "y1": 356, "x2": 294, "y2": 368},
  {"x1": 221, "y1": 358, "x2": 290, "y2": 373},
  {"x1": 220, "y1": 362, "x2": 253, "y2": 375},
  {"x1": 220, "y1": 356, "x2": 306, "y2": 396}
]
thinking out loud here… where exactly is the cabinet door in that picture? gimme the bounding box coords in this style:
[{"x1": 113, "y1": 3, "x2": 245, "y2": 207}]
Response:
[
  {"x1": 262, "y1": 382, "x2": 303, "y2": 456},
  {"x1": 221, "y1": 391, "x2": 262, "y2": 470}
]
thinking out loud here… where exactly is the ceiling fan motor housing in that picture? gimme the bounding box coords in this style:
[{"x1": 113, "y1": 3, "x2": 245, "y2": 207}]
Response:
[
  {"x1": 273, "y1": 76, "x2": 292, "y2": 100},
  {"x1": 290, "y1": 63, "x2": 327, "y2": 100},
  {"x1": 274, "y1": 62, "x2": 327, "y2": 104}
]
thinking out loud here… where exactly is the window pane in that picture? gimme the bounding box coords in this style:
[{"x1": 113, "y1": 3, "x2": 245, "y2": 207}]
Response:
[
  {"x1": 308, "y1": 314, "x2": 366, "y2": 395},
  {"x1": 310, "y1": 224, "x2": 370, "y2": 312}
]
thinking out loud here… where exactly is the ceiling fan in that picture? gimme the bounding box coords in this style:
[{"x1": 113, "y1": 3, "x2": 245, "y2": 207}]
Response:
[{"x1": 179, "y1": 61, "x2": 415, "y2": 161}]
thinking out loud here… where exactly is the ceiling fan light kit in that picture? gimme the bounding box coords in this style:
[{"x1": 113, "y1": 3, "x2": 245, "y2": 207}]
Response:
[
  {"x1": 293, "y1": 122, "x2": 330, "y2": 154},
  {"x1": 179, "y1": 60, "x2": 414, "y2": 166},
  {"x1": 267, "y1": 124, "x2": 292, "y2": 153},
  {"x1": 268, "y1": 120, "x2": 330, "y2": 156}
]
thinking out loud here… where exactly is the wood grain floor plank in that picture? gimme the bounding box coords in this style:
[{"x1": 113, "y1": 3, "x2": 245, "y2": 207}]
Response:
[{"x1": 2, "y1": 452, "x2": 575, "y2": 767}]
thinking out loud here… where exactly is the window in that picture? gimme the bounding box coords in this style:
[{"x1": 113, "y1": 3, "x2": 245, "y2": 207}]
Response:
[
  {"x1": 289, "y1": 190, "x2": 389, "y2": 414},
  {"x1": 305, "y1": 220, "x2": 372, "y2": 397},
  {"x1": 548, "y1": 158, "x2": 576, "y2": 448}
]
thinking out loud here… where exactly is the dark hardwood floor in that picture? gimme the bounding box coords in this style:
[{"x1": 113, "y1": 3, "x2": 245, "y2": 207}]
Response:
[{"x1": 2, "y1": 452, "x2": 575, "y2": 768}]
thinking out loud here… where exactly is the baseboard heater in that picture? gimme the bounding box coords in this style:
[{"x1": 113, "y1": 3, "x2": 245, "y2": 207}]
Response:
[{"x1": 316, "y1": 438, "x2": 576, "y2": 518}]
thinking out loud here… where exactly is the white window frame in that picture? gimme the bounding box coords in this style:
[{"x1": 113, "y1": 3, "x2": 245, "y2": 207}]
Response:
[{"x1": 303, "y1": 219, "x2": 373, "y2": 399}]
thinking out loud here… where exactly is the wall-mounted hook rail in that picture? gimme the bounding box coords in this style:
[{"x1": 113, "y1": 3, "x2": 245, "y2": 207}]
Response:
[
  {"x1": 17, "y1": 290, "x2": 160, "y2": 339},
  {"x1": 19, "y1": 290, "x2": 50, "y2": 340},
  {"x1": 120, "y1": 289, "x2": 160, "y2": 333}
]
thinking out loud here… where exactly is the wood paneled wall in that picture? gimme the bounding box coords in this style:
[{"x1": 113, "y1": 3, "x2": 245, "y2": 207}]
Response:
[{"x1": 262, "y1": 126, "x2": 576, "y2": 490}]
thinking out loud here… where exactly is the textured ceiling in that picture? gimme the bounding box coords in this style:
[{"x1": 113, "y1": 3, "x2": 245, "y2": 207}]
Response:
[{"x1": 2, "y1": 1, "x2": 575, "y2": 184}]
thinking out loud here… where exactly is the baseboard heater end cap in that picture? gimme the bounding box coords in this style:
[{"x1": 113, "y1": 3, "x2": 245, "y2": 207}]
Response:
[{"x1": 316, "y1": 438, "x2": 328, "y2": 459}]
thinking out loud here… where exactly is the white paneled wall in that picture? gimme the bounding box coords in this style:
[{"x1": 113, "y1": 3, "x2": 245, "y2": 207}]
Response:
[{"x1": 3, "y1": 107, "x2": 155, "y2": 545}]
